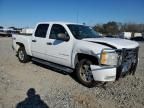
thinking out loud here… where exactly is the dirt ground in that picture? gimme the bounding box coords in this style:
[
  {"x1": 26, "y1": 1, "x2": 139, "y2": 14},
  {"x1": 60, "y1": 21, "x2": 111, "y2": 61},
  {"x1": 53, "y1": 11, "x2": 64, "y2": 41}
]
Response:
[{"x1": 0, "y1": 37, "x2": 144, "y2": 108}]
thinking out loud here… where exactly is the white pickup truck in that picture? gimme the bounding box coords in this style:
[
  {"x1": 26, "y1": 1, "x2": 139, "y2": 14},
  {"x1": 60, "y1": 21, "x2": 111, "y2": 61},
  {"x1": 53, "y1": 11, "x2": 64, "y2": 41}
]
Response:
[{"x1": 12, "y1": 22, "x2": 139, "y2": 87}]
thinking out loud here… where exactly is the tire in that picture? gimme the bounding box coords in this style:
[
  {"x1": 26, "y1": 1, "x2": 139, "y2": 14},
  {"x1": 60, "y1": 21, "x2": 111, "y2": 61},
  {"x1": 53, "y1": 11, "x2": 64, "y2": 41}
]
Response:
[
  {"x1": 131, "y1": 62, "x2": 138, "y2": 75},
  {"x1": 18, "y1": 47, "x2": 30, "y2": 63},
  {"x1": 75, "y1": 59, "x2": 97, "y2": 88}
]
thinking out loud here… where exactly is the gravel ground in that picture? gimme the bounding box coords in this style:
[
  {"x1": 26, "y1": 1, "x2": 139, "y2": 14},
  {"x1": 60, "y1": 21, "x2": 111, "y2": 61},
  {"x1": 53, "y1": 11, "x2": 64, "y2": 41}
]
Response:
[{"x1": 0, "y1": 37, "x2": 144, "y2": 108}]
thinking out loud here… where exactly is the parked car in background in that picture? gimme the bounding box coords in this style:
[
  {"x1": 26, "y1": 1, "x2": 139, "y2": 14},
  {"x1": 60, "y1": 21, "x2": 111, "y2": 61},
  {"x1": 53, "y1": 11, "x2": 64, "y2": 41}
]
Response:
[
  {"x1": 0, "y1": 29, "x2": 12, "y2": 37},
  {"x1": 0, "y1": 28, "x2": 20, "y2": 37},
  {"x1": 134, "y1": 33, "x2": 142, "y2": 38}
]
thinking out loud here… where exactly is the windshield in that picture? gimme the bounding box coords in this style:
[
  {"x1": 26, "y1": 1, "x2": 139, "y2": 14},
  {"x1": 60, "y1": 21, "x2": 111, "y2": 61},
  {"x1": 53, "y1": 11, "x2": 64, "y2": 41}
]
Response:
[{"x1": 67, "y1": 24, "x2": 101, "y2": 39}]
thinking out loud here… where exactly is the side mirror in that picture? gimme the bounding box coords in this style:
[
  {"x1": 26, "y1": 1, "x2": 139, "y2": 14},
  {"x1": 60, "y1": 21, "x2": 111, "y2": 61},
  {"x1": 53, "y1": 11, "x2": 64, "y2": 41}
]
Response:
[{"x1": 57, "y1": 33, "x2": 70, "y2": 41}]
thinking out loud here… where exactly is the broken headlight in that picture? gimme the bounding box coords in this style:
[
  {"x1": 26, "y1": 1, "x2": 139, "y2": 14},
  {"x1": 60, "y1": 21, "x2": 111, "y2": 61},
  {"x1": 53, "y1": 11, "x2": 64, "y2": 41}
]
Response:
[{"x1": 100, "y1": 49, "x2": 119, "y2": 66}]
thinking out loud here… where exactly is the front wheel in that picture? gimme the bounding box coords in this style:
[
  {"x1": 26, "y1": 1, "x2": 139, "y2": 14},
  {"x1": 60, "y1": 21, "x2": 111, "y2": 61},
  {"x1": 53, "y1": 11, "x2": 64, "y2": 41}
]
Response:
[
  {"x1": 75, "y1": 59, "x2": 97, "y2": 88},
  {"x1": 18, "y1": 47, "x2": 30, "y2": 63}
]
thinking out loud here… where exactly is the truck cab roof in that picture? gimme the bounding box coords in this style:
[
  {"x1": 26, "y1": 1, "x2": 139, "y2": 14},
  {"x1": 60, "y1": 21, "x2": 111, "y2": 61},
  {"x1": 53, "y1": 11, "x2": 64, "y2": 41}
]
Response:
[{"x1": 37, "y1": 21, "x2": 80, "y2": 25}]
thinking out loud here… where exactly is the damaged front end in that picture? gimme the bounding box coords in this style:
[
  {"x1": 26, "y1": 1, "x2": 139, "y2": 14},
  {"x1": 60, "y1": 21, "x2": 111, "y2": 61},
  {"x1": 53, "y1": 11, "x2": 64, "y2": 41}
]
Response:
[
  {"x1": 90, "y1": 47, "x2": 139, "y2": 82},
  {"x1": 116, "y1": 47, "x2": 139, "y2": 80}
]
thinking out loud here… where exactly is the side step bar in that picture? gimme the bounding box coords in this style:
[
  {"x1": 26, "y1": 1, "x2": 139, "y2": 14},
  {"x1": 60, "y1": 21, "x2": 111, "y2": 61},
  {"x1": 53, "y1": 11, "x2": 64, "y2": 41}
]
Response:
[{"x1": 32, "y1": 57, "x2": 73, "y2": 73}]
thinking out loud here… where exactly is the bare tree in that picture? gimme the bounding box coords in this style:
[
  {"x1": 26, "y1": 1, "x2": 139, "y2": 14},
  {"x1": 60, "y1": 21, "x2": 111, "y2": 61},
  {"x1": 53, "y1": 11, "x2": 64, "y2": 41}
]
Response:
[{"x1": 93, "y1": 22, "x2": 144, "y2": 35}]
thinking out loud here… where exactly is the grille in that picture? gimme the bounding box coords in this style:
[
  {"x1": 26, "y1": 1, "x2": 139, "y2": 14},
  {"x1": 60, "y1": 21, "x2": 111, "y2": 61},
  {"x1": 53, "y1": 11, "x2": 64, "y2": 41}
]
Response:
[
  {"x1": 123, "y1": 48, "x2": 138, "y2": 62},
  {"x1": 116, "y1": 47, "x2": 139, "y2": 80},
  {"x1": 121, "y1": 47, "x2": 139, "y2": 73}
]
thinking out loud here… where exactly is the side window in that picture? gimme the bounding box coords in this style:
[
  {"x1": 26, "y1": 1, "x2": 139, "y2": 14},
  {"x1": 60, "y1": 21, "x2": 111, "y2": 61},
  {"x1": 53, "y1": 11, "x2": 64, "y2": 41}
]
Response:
[
  {"x1": 35, "y1": 24, "x2": 49, "y2": 38},
  {"x1": 49, "y1": 24, "x2": 69, "y2": 39}
]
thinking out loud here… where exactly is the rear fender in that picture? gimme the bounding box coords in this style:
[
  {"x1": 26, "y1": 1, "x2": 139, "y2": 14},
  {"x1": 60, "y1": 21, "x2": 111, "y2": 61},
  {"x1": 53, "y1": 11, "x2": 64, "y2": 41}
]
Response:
[{"x1": 16, "y1": 42, "x2": 31, "y2": 56}]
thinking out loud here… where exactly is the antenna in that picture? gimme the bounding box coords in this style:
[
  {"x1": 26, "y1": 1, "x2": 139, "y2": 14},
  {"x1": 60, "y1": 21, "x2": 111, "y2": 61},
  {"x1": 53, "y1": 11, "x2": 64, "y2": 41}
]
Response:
[{"x1": 76, "y1": 10, "x2": 79, "y2": 23}]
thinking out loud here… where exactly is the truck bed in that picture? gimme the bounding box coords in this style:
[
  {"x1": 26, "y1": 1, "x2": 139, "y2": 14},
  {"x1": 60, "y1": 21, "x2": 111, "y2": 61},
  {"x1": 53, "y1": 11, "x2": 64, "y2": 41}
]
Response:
[{"x1": 12, "y1": 34, "x2": 32, "y2": 56}]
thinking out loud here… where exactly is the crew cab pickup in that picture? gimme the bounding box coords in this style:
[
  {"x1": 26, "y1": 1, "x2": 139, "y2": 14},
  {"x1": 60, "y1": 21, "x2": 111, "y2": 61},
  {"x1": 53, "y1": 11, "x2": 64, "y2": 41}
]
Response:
[{"x1": 12, "y1": 22, "x2": 139, "y2": 87}]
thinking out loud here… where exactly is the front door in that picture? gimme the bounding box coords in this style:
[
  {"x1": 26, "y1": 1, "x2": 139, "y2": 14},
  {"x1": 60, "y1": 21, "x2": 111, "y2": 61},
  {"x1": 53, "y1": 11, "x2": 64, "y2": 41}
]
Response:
[{"x1": 45, "y1": 24, "x2": 73, "y2": 67}]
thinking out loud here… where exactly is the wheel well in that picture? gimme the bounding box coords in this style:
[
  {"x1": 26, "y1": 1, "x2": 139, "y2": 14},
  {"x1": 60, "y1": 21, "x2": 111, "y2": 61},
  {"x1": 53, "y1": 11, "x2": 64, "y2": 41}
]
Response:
[
  {"x1": 75, "y1": 53, "x2": 99, "y2": 66},
  {"x1": 16, "y1": 42, "x2": 25, "y2": 48}
]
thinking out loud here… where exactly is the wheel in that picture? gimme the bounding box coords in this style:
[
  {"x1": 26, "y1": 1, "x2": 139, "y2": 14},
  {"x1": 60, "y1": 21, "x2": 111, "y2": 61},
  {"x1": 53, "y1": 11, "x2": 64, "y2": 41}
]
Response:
[
  {"x1": 18, "y1": 47, "x2": 30, "y2": 63},
  {"x1": 75, "y1": 59, "x2": 97, "y2": 87}
]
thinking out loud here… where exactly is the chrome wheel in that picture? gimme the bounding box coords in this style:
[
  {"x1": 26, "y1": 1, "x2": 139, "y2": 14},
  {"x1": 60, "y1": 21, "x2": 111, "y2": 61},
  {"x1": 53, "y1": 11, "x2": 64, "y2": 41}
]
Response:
[
  {"x1": 18, "y1": 47, "x2": 30, "y2": 63},
  {"x1": 80, "y1": 63, "x2": 93, "y2": 83},
  {"x1": 76, "y1": 59, "x2": 97, "y2": 87},
  {"x1": 18, "y1": 50, "x2": 24, "y2": 61}
]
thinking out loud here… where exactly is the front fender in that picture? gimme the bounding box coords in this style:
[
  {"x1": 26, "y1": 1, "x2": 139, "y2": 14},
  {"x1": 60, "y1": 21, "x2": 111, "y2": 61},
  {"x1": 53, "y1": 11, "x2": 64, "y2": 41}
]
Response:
[
  {"x1": 71, "y1": 40, "x2": 112, "y2": 68},
  {"x1": 71, "y1": 51, "x2": 100, "y2": 69}
]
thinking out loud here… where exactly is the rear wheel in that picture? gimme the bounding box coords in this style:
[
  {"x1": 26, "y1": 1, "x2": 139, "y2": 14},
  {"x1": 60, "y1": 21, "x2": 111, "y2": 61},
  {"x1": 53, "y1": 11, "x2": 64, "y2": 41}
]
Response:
[
  {"x1": 18, "y1": 47, "x2": 30, "y2": 63},
  {"x1": 75, "y1": 59, "x2": 97, "y2": 87}
]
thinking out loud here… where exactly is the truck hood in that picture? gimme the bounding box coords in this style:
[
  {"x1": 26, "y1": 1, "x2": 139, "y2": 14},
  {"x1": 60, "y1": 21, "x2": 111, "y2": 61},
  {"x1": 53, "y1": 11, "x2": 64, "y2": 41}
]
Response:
[{"x1": 82, "y1": 37, "x2": 139, "y2": 49}]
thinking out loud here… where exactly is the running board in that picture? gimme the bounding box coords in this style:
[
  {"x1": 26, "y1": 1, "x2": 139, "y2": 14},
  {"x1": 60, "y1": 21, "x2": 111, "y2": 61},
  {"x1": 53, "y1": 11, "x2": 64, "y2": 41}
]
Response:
[{"x1": 32, "y1": 57, "x2": 73, "y2": 73}]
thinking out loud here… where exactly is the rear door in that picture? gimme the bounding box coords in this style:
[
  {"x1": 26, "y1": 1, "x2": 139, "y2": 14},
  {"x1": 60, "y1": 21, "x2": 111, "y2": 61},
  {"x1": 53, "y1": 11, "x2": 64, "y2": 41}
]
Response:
[{"x1": 31, "y1": 24, "x2": 49, "y2": 60}]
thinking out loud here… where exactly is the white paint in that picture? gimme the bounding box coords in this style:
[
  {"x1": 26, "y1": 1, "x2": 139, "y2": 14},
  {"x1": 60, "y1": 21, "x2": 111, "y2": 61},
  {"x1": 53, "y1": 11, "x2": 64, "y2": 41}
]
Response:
[
  {"x1": 83, "y1": 37, "x2": 139, "y2": 49},
  {"x1": 12, "y1": 22, "x2": 139, "y2": 81},
  {"x1": 91, "y1": 65, "x2": 116, "y2": 81}
]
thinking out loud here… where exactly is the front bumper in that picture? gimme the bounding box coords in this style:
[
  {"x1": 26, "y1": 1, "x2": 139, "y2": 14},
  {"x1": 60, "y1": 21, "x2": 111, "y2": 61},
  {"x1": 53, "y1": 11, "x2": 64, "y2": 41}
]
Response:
[
  {"x1": 91, "y1": 47, "x2": 139, "y2": 82},
  {"x1": 90, "y1": 65, "x2": 116, "y2": 81}
]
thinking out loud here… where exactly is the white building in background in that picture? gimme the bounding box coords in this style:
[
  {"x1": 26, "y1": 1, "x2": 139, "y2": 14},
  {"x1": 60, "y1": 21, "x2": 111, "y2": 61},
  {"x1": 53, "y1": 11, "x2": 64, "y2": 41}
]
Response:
[
  {"x1": 21, "y1": 28, "x2": 34, "y2": 34},
  {"x1": 119, "y1": 32, "x2": 132, "y2": 39}
]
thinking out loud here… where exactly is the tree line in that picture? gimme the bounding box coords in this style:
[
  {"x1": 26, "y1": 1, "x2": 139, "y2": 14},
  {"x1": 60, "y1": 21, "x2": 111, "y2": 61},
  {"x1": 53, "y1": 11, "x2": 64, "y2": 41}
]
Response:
[
  {"x1": 1, "y1": 21, "x2": 144, "y2": 35},
  {"x1": 93, "y1": 21, "x2": 144, "y2": 35}
]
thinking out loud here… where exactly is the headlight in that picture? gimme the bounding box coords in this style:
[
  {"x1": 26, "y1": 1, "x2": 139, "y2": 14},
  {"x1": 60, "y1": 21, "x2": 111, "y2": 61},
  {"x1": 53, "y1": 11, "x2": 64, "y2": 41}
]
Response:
[{"x1": 100, "y1": 49, "x2": 119, "y2": 66}]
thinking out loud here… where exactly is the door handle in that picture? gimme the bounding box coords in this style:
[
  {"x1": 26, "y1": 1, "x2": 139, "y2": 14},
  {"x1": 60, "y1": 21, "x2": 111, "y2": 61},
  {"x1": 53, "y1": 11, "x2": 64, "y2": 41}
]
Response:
[
  {"x1": 47, "y1": 42, "x2": 52, "y2": 45},
  {"x1": 32, "y1": 40, "x2": 37, "y2": 42}
]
